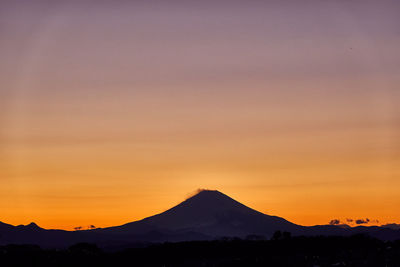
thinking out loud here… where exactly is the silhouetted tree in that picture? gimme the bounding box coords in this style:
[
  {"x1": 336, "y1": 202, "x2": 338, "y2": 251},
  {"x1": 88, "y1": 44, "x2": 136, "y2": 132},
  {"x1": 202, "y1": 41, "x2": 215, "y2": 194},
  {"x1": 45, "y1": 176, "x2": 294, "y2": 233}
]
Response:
[{"x1": 272, "y1": 230, "x2": 282, "y2": 240}]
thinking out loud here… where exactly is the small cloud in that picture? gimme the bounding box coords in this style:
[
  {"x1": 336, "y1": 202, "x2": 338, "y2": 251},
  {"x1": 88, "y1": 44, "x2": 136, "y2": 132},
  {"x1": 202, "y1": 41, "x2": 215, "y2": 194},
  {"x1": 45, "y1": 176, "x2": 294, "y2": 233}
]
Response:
[
  {"x1": 355, "y1": 219, "x2": 369, "y2": 225},
  {"x1": 329, "y1": 219, "x2": 341, "y2": 225},
  {"x1": 345, "y1": 218, "x2": 379, "y2": 225},
  {"x1": 185, "y1": 188, "x2": 211, "y2": 199}
]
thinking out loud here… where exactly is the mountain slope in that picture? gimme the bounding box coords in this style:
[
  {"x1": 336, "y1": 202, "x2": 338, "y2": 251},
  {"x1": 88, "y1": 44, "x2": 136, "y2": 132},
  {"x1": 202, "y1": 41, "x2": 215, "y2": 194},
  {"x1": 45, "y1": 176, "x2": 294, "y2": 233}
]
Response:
[{"x1": 102, "y1": 190, "x2": 299, "y2": 238}]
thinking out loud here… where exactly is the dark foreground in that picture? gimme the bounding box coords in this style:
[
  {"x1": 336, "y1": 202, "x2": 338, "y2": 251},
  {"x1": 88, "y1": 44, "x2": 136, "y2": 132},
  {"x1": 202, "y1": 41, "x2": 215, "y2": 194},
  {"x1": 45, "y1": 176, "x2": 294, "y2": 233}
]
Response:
[{"x1": 1, "y1": 235, "x2": 400, "y2": 267}]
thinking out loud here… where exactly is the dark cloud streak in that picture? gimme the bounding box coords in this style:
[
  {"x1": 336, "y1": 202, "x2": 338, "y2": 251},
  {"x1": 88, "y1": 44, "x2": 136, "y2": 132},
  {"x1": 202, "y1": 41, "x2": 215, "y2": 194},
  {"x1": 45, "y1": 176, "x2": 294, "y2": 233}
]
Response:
[
  {"x1": 355, "y1": 218, "x2": 370, "y2": 225},
  {"x1": 329, "y1": 219, "x2": 341, "y2": 225}
]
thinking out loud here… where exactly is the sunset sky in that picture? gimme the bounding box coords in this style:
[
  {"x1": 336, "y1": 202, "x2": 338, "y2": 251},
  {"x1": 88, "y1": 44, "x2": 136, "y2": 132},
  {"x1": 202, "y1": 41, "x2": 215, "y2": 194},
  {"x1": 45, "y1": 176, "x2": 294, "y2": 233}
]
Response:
[{"x1": 1, "y1": 0, "x2": 399, "y2": 230}]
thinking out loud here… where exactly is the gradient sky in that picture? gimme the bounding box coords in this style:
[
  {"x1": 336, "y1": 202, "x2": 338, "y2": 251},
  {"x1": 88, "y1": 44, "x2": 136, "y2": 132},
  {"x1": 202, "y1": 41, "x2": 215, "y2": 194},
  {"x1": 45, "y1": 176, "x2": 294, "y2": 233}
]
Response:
[{"x1": 1, "y1": 0, "x2": 399, "y2": 230}]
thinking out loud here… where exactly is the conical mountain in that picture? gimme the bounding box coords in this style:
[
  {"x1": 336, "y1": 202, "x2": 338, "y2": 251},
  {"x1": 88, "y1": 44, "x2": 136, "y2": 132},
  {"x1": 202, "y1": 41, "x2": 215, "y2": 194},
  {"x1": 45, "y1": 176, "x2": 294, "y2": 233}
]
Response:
[{"x1": 104, "y1": 190, "x2": 299, "y2": 238}]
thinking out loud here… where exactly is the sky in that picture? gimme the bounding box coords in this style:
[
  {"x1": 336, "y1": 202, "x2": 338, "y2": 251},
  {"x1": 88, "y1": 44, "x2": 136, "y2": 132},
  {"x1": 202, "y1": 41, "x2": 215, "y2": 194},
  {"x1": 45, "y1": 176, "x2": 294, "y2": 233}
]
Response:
[{"x1": 0, "y1": 0, "x2": 399, "y2": 230}]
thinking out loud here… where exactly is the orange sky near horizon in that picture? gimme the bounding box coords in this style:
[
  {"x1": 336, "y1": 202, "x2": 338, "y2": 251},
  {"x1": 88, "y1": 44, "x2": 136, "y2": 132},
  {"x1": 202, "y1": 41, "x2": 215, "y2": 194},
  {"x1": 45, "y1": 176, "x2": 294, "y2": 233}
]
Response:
[{"x1": 1, "y1": 0, "x2": 399, "y2": 230}]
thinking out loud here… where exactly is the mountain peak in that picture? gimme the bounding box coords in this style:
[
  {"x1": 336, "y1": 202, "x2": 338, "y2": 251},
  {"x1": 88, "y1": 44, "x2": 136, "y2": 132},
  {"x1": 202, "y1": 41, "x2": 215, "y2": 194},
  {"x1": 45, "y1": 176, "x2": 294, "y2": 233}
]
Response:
[
  {"x1": 182, "y1": 189, "x2": 246, "y2": 210},
  {"x1": 26, "y1": 222, "x2": 40, "y2": 229},
  {"x1": 189, "y1": 189, "x2": 226, "y2": 199},
  {"x1": 111, "y1": 189, "x2": 297, "y2": 238},
  {"x1": 14, "y1": 222, "x2": 41, "y2": 230},
  {"x1": 148, "y1": 189, "x2": 270, "y2": 227},
  {"x1": 195, "y1": 189, "x2": 219, "y2": 194}
]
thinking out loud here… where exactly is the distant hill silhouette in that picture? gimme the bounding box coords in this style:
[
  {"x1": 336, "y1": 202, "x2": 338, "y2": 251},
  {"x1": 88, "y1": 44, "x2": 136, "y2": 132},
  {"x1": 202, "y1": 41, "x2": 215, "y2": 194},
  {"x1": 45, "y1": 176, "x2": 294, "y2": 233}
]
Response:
[{"x1": 1, "y1": 190, "x2": 399, "y2": 248}]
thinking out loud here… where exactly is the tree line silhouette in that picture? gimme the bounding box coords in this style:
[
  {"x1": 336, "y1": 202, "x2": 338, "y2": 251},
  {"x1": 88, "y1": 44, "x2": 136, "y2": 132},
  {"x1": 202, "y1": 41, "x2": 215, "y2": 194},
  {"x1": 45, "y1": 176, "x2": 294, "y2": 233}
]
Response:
[{"x1": 1, "y1": 233, "x2": 399, "y2": 266}]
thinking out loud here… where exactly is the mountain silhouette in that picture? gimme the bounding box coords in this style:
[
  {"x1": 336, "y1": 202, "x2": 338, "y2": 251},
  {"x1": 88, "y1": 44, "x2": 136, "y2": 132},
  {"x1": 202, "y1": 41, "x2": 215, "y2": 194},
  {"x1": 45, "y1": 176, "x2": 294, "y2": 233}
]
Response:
[
  {"x1": 102, "y1": 190, "x2": 298, "y2": 238},
  {"x1": 1, "y1": 190, "x2": 400, "y2": 248}
]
